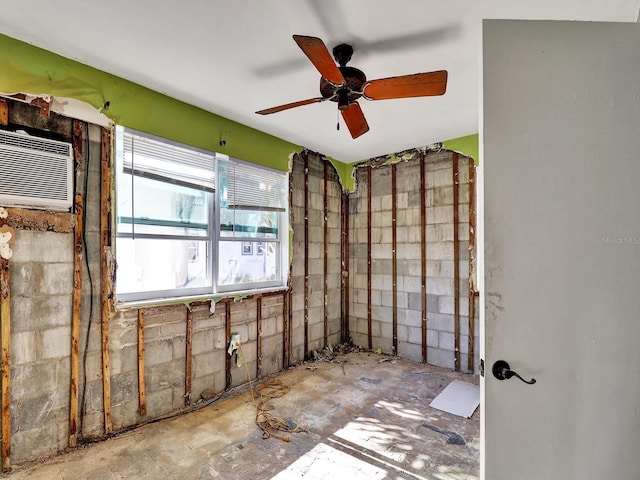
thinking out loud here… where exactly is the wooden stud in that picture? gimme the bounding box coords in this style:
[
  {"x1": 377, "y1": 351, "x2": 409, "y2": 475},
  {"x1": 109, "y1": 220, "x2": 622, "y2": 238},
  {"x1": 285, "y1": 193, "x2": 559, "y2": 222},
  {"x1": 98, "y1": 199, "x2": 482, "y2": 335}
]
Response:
[
  {"x1": 184, "y1": 306, "x2": 193, "y2": 406},
  {"x1": 391, "y1": 163, "x2": 398, "y2": 355},
  {"x1": 0, "y1": 257, "x2": 11, "y2": 472},
  {"x1": 100, "y1": 127, "x2": 113, "y2": 434},
  {"x1": 341, "y1": 192, "x2": 350, "y2": 344},
  {"x1": 452, "y1": 153, "x2": 461, "y2": 372},
  {"x1": 69, "y1": 195, "x2": 83, "y2": 447},
  {"x1": 137, "y1": 309, "x2": 147, "y2": 416},
  {"x1": 468, "y1": 161, "x2": 477, "y2": 373},
  {"x1": 225, "y1": 301, "x2": 231, "y2": 389},
  {"x1": 0, "y1": 211, "x2": 12, "y2": 471},
  {"x1": 0, "y1": 99, "x2": 8, "y2": 126},
  {"x1": 283, "y1": 291, "x2": 290, "y2": 370},
  {"x1": 256, "y1": 297, "x2": 263, "y2": 379},
  {"x1": 284, "y1": 158, "x2": 293, "y2": 369},
  {"x1": 323, "y1": 161, "x2": 329, "y2": 346},
  {"x1": 69, "y1": 120, "x2": 84, "y2": 447},
  {"x1": 340, "y1": 190, "x2": 346, "y2": 344},
  {"x1": 303, "y1": 151, "x2": 309, "y2": 359},
  {"x1": 420, "y1": 151, "x2": 428, "y2": 364},
  {"x1": 367, "y1": 166, "x2": 372, "y2": 350},
  {"x1": 72, "y1": 120, "x2": 84, "y2": 169},
  {"x1": 2, "y1": 207, "x2": 75, "y2": 233},
  {"x1": 29, "y1": 97, "x2": 50, "y2": 118}
]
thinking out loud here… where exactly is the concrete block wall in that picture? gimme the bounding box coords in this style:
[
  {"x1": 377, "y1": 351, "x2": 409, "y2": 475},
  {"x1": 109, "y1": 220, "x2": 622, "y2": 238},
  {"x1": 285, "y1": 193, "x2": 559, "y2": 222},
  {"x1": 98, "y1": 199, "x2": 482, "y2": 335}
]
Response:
[
  {"x1": 9, "y1": 230, "x2": 74, "y2": 463},
  {"x1": 2, "y1": 100, "x2": 294, "y2": 467},
  {"x1": 289, "y1": 151, "x2": 343, "y2": 363},
  {"x1": 7, "y1": 118, "x2": 105, "y2": 463},
  {"x1": 190, "y1": 303, "x2": 228, "y2": 397},
  {"x1": 2, "y1": 98, "x2": 476, "y2": 469},
  {"x1": 107, "y1": 295, "x2": 288, "y2": 431},
  {"x1": 348, "y1": 151, "x2": 479, "y2": 372}
]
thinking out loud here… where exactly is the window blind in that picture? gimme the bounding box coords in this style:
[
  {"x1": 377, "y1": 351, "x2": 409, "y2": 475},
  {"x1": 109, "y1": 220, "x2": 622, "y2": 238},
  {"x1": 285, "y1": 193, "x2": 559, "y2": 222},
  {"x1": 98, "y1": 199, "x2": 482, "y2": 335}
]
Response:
[
  {"x1": 122, "y1": 129, "x2": 215, "y2": 191},
  {"x1": 220, "y1": 157, "x2": 288, "y2": 211}
]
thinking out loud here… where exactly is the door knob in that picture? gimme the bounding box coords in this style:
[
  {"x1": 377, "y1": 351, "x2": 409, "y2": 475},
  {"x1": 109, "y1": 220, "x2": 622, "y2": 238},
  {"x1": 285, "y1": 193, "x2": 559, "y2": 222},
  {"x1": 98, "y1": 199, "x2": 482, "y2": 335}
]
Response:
[{"x1": 492, "y1": 360, "x2": 536, "y2": 385}]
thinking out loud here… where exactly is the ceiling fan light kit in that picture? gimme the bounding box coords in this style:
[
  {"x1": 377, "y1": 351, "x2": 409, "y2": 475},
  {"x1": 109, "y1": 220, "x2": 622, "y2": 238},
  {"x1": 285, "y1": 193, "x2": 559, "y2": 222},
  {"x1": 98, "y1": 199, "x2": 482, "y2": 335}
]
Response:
[{"x1": 256, "y1": 35, "x2": 447, "y2": 139}]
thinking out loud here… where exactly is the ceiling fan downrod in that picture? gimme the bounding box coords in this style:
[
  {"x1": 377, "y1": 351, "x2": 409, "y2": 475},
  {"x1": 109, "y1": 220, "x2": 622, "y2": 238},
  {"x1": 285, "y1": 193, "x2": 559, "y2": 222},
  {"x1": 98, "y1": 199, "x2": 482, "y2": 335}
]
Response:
[{"x1": 332, "y1": 43, "x2": 353, "y2": 67}]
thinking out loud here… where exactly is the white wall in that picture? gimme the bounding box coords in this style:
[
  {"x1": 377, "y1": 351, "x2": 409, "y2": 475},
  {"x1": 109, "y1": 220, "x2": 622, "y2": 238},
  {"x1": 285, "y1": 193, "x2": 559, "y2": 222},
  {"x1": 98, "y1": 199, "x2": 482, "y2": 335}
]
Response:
[{"x1": 482, "y1": 20, "x2": 640, "y2": 479}]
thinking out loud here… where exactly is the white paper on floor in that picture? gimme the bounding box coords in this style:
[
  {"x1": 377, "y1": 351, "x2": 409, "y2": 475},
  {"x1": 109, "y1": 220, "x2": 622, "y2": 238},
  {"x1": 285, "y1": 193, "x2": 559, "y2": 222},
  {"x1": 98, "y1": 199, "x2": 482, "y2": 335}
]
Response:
[{"x1": 429, "y1": 379, "x2": 480, "y2": 418}]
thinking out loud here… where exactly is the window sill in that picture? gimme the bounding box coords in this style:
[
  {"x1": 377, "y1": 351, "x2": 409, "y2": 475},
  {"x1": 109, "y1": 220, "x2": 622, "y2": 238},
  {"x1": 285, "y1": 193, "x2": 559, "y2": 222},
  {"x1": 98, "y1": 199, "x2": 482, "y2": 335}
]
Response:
[{"x1": 114, "y1": 285, "x2": 289, "y2": 311}]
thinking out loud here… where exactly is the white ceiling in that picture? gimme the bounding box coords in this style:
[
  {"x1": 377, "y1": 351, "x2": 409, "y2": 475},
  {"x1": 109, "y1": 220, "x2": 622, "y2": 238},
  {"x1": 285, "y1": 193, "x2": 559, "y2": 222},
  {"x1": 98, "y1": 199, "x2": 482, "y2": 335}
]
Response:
[{"x1": 1, "y1": 1, "x2": 639, "y2": 163}]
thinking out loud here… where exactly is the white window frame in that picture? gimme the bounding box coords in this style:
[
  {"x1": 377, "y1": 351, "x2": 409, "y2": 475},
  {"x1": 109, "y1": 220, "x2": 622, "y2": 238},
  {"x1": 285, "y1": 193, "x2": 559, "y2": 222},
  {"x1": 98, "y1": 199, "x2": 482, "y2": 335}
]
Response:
[{"x1": 114, "y1": 127, "x2": 289, "y2": 304}]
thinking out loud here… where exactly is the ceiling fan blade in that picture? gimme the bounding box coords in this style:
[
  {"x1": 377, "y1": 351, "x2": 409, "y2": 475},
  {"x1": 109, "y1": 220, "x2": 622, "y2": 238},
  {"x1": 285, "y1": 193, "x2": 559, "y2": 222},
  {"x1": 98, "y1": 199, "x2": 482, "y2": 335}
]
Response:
[
  {"x1": 341, "y1": 102, "x2": 369, "y2": 139},
  {"x1": 363, "y1": 70, "x2": 448, "y2": 100},
  {"x1": 293, "y1": 35, "x2": 345, "y2": 85},
  {"x1": 256, "y1": 97, "x2": 326, "y2": 115}
]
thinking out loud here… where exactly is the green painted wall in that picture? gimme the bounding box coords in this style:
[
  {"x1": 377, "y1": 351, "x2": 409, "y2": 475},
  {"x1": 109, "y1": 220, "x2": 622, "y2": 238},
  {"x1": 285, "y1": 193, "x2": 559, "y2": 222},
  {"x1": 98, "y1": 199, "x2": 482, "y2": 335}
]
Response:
[
  {"x1": 444, "y1": 133, "x2": 479, "y2": 165},
  {"x1": 0, "y1": 33, "x2": 302, "y2": 172},
  {"x1": 0, "y1": 33, "x2": 478, "y2": 188}
]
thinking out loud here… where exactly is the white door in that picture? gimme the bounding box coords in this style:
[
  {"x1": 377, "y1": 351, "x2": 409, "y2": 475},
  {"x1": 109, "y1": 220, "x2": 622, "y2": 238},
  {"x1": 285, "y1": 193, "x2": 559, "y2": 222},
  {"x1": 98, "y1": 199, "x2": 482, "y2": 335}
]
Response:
[{"x1": 481, "y1": 20, "x2": 640, "y2": 479}]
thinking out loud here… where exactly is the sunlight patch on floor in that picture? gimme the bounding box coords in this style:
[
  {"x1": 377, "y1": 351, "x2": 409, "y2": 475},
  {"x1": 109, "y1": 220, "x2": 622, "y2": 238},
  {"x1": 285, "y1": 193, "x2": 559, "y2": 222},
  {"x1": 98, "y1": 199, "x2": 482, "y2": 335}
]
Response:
[
  {"x1": 433, "y1": 465, "x2": 479, "y2": 480},
  {"x1": 334, "y1": 418, "x2": 408, "y2": 462},
  {"x1": 269, "y1": 443, "x2": 387, "y2": 480},
  {"x1": 375, "y1": 400, "x2": 426, "y2": 421}
]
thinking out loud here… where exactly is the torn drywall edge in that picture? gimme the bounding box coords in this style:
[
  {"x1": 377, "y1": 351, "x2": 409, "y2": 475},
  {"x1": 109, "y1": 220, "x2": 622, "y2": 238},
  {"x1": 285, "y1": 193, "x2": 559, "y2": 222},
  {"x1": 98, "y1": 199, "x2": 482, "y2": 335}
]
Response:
[
  {"x1": 326, "y1": 156, "x2": 356, "y2": 192},
  {"x1": 0, "y1": 93, "x2": 112, "y2": 127},
  {"x1": 443, "y1": 133, "x2": 479, "y2": 165},
  {"x1": 334, "y1": 134, "x2": 479, "y2": 192},
  {"x1": 113, "y1": 286, "x2": 289, "y2": 312}
]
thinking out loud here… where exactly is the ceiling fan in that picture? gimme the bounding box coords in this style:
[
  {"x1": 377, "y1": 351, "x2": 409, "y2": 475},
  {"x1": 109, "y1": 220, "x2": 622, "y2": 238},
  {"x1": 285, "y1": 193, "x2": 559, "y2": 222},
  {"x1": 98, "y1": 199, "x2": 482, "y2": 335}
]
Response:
[{"x1": 256, "y1": 35, "x2": 448, "y2": 139}]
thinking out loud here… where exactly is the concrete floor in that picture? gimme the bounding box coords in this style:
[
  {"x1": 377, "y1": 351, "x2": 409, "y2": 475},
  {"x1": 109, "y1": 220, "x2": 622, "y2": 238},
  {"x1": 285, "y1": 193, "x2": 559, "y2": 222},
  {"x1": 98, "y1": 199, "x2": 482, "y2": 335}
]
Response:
[{"x1": 8, "y1": 352, "x2": 480, "y2": 480}]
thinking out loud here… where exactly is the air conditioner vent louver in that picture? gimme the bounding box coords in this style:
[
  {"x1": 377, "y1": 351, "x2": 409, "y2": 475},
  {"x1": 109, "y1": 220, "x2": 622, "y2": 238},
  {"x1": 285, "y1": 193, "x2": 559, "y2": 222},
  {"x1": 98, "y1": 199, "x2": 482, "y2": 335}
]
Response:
[{"x1": 0, "y1": 130, "x2": 73, "y2": 211}]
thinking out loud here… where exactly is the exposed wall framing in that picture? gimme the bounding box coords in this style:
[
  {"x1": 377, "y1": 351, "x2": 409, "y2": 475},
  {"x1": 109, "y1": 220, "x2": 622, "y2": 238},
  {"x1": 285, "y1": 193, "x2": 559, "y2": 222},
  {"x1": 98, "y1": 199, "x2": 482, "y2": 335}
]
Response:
[
  {"x1": 323, "y1": 161, "x2": 329, "y2": 346},
  {"x1": 0, "y1": 99, "x2": 7, "y2": 125},
  {"x1": 137, "y1": 309, "x2": 147, "y2": 415},
  {"x1": 366, "y1": 165, "x2": 372, "y2": 350},
  {"x1": 100, "y1": 127, "x2": 113, "y2": 434},
  {"x1": 341, "y1": 192, "x2": 350, "y2": 344},
  {"x1": 0, "y1": 254, "x2": 11, "y2": 472},
  {"x1": 184, "y1": 306, "x2": 193, "y2": 406},
  {"x1": 0, "y1": 96, "x2": 474, "y2": 469},
  {"x1": 69, "y1": 119, "x2": 84, "y2": 447},
  {"x1": 225, "y1": 300, "x2": 232, "y2": 389},
  {"x1": 468, "y1": 162, "x2": 477, "y2": 373},
  {"x1": 453, "y1": 153, "x2": 461, "y2": 371},
  {"x1": 283, "y1": 288, "x2": 290, "y2": 370},
  {"x1": 303, "y1": 151, "x2": 309, "y2": 359},
  {"x1": 69, "y1": 194, "x2": 83, "y2": 447},
  {"x1": 391, "y1": 163, "x2": 398, "y2": 355},
  {"x1": 2, "y1": 208, "x2": 75, "y2": 233},
  {"x1": 256, "y1": 296, "x2": 263, "y2": 378},
  {"x1": 420, "y1": 151, "x2": 428, "y2": 364},
  {"x1": 349, "y1": 149, "x2": 476, "y2": 371}
]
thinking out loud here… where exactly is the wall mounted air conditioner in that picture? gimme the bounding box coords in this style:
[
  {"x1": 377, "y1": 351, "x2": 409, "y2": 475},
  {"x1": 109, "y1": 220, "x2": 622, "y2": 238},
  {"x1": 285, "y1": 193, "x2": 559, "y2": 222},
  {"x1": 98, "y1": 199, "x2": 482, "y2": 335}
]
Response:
[{"x1": 0, "y1": 130, "x2": 74, "y2": 211}]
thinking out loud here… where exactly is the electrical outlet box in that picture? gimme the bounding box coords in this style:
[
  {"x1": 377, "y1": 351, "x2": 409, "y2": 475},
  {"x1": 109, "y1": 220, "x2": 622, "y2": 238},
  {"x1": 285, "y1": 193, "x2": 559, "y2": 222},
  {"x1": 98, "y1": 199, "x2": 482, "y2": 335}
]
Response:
[{"x1": 227, "y1": 333, "x2": 240, "y2": 356}]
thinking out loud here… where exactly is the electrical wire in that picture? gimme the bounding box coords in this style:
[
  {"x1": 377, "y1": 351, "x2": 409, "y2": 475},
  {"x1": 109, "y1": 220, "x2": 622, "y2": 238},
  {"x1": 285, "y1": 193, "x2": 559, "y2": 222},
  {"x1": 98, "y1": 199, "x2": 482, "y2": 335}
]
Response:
[
  {"x1": 79, "y1": 123, "x2": 95, "y2": 439},
  {"x1": 238, "y1": 345, "x2": 305, "y2": 442}
]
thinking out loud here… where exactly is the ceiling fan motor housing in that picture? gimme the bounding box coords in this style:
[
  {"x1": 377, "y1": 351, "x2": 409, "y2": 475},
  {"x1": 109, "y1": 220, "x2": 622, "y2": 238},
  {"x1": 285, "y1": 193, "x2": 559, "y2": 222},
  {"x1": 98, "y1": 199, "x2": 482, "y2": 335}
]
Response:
[{"x1": 320, "y1": 66, "x2": 366, "y2": 104}]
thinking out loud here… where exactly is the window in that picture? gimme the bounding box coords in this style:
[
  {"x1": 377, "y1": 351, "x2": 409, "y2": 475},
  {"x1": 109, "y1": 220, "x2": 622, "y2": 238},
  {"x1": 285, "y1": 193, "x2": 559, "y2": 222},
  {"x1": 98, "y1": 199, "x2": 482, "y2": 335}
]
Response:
[{"x1": 114, "y1": 127, "x2": 289, "y2": 302}]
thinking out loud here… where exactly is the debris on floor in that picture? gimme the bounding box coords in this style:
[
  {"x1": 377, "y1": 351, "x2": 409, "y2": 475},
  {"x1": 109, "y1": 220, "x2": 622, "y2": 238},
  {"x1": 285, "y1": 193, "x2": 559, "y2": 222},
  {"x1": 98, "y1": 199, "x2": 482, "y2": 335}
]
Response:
[
  {"x1": 429, "y1": 379, "x2": 480, "y2": 418},
  {"x1": 11, "y1": 352, "x2": 480, "y2": 480}
]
